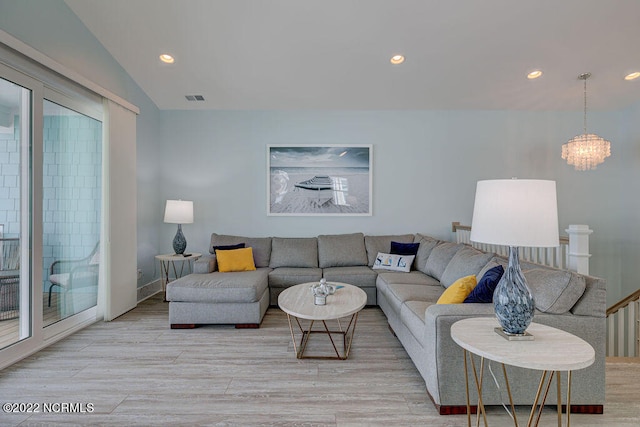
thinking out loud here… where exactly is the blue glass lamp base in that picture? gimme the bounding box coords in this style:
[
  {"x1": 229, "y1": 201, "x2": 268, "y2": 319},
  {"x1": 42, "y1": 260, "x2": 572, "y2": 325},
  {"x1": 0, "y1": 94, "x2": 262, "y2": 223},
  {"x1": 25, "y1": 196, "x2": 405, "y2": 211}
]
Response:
[
  {"x1": 173, "y1": 224, "x2": 187, "y2": 255},
  {"x1": 493, "y1": 246, "x2": 535, "y2": 339}
]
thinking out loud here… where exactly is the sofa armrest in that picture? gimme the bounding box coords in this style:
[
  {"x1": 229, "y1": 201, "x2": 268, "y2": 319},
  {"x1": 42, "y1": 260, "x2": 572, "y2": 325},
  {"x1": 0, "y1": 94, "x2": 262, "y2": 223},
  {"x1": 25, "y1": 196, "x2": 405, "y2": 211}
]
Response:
[{"x1": 193, "y1": 255, "x2": 216, "y2": 274}]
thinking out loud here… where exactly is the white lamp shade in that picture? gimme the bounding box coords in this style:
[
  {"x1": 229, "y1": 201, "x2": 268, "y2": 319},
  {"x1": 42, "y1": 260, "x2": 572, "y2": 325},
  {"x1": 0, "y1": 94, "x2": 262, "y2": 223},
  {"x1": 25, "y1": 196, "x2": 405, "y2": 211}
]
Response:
[
  {"x1": 470, "y1": 179, "x2": 559, "y2": 248},
  {"x1": 164, "y1": 200, "x2": 194, "y2": 224}
]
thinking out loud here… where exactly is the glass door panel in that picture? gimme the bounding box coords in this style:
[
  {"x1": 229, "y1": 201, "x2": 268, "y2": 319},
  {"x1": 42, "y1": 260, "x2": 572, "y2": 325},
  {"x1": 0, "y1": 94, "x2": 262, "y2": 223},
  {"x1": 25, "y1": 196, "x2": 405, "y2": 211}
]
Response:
[
  {"x1": 42, "y1": 100, "x2": 101, "y2": 327},
  {"x1": 0, "y1": 77, "x2": 31, "y2": 350}
]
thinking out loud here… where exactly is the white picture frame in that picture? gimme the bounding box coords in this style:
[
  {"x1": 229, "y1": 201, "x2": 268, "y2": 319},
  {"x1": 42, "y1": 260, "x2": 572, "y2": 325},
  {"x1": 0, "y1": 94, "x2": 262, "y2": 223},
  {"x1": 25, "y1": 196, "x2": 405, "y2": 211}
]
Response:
[{"x1": 267, "y1": 144, "x2": 372, "y2": 216}]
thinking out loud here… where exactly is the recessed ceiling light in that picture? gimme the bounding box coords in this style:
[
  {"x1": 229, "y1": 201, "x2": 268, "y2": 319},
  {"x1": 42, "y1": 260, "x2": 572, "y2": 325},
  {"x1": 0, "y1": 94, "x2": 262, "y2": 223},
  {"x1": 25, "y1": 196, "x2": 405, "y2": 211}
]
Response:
[
  {"x1": 527, "y1": 70, "x2": 543, "y2": 79},
  {"x1": 390, "y1": 55, "x2": 405, "y2": 65},
  {"x1": 159, "y1": 54, "x2": 175, "y2": 64},
  {"x1": 624, "y1": 71, "x2": 640, "y2": 81}
]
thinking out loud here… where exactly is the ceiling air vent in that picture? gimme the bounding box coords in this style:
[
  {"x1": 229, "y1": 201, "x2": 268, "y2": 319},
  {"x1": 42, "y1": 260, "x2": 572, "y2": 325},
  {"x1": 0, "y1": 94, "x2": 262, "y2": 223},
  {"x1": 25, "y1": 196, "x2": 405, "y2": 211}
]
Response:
[{"x1": 185, "y1": 95, "x2": 205, "y2": 101}]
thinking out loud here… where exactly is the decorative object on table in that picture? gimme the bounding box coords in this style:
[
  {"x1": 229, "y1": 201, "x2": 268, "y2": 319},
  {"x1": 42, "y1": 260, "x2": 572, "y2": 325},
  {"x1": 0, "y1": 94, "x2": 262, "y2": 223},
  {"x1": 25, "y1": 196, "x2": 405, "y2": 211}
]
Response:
[
  {"x1": 163, "y1": 200, "x2": 193, "y2": 255},
  {"x1": 470, "y1": 179, "x2": 559, "y2": 339},
  {"x1": 562, "y1": 72, "x2": 611, "y2": 171},
  {"x1": 267, "y1": 145, "x2": 372, "y2": 216},
  {"x1": 310, "y1": 278, "x2": 335, "y2": 305}
]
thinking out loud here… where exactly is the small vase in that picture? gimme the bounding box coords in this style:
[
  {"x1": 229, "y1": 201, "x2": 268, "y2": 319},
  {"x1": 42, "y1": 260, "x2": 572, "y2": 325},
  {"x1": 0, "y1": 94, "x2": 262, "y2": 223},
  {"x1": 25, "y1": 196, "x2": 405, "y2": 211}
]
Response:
[
  {"x1": 173, "y1": 224, "x2": 187, "y2": 255},
  {"x1": 493, "y1": 247, "x2": 535, "y2": 335}
]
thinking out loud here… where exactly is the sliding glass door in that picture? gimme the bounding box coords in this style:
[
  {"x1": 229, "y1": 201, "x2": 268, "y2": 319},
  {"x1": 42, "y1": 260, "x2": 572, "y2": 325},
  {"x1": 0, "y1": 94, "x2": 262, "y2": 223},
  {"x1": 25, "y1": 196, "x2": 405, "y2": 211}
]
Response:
[
  {"x1": 0, "y1": 74, "x2": 32, "y2": 351},
  {"x1": 42, "y1": 99, "x2": 102, "y2": 327},
  {"x1": 0, "y1": 61, "x2": 104, "y2": 365}
]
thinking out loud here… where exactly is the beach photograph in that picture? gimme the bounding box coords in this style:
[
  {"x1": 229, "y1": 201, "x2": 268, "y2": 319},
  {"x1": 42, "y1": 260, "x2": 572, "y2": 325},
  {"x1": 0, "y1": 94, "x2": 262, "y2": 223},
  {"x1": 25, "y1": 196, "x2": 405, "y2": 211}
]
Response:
[{"x1": 268, "y1": 145, "x2": 372, "y2": 216}]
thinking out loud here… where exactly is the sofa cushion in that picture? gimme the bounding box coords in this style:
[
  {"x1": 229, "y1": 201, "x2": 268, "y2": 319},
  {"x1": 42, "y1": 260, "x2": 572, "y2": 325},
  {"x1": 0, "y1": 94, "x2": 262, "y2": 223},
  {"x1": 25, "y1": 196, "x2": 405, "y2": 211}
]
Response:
[
  {"x1": 210, "y1": 234, "x2": 272, "y2": 268},
  {"x1": 372, "y1": 253, "x2": 415, "y2": 273},
  {"x1": 401, "y1": 300, "x2": 432, "y2": 344},
  {"x1": 523, "y1": 267, "x2": 586, "y2": 314},
  {"x1": 464, "y1": 265, "x2": 504, "y2": 303},
  {"x1": 413, "y1": 234, "x2": 440, "y2": 274},
  {"x1": 376, "y1": 271, "x2": 441, "y2": 288},
  {"x1": 269, "y1": 237, "x2": 318, "y2": 268},
  {"x1": 440, "y1": 246, "x2": 494, "y2": 288},
  {"x1": 322, "y1": 266, "x2": 378, "y2": 288},
  {"x1": 193, "y1": 255, "x2": 216, "y2": 274},
  {"x1": 384, "y1": 283, "x2": 444, "y2": 314},
  {"x1": 215, "y1": 248, "x2": 256, "y2": 272},
  {"x1": 166, "y1": 268, "x2": 270, "y2": 303},
  {"x1": 437, "y1": 275, "x2": 477, "y2": 304},
  {"x1": 364, "y1": 234, "x2": 414, "y2": 267},
  {"x1": 317, "y1": 233, "x2": 368, "y2": 268},
  {"x1": 424, "y1": 242, "x2": 463, "y2": 282},
  {"x1": 268, "y1": 267, "x2": 322, "y2": 287},
  {"x1": 571, "y1": 275, "x2": 606, "y2": 317}
]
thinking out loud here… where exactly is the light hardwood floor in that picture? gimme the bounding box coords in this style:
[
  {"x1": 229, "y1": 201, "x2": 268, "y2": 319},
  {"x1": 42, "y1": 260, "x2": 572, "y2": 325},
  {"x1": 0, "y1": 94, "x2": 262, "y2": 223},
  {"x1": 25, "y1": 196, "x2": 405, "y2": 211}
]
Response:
[{"x1": 1, "y1": 294, "x2": 639, "y2": 426}]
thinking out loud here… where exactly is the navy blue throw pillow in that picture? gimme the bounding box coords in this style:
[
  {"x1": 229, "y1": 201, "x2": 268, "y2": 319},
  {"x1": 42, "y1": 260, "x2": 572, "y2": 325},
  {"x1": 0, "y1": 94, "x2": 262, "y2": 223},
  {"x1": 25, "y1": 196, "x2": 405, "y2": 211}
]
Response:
[
  {"x1": 213, "y1": 243, "x2": 245, "y2": 251},
  {"x1": 390, "y1": 241, "x2": 420, "y2": 256},
  {"x1": 464, "y1": 265, "x2": 504, "y2": 303}
]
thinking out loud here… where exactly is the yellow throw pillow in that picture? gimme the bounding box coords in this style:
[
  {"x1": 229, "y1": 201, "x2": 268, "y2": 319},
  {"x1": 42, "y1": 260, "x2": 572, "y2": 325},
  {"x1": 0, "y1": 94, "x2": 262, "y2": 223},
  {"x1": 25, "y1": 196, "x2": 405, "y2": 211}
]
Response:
[
  {"x1": 215, "y1": 247, "x2": 256, "y2": 272},
  {"x1": 437, "y1": 275, "x2": 477, "y2": 304}
]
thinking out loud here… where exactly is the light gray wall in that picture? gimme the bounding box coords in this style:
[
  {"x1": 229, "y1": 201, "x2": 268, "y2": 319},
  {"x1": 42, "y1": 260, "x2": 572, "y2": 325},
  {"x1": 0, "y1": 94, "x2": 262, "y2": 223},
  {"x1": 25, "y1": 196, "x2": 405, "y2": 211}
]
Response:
[
  {"x1": 2, "y1": 0, "x2": 639, "y2": 307},
  {"x1": 158, "y1": 108, "x2": 636, "y2": 306}
]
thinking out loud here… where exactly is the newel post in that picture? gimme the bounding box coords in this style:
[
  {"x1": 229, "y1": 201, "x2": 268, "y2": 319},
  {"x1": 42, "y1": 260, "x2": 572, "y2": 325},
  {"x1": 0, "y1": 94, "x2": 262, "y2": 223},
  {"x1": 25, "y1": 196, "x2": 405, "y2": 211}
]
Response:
[{"x1": 566, "y1": 224, "x2": 592, "y2": 275}]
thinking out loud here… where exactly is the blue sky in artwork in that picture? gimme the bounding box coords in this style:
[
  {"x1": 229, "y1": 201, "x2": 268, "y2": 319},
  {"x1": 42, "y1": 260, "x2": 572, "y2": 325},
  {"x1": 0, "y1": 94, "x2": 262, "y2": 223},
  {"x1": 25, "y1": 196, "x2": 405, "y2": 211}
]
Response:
[{"x1": 270, "y1": 146, "x2": 369, "y2": 168}]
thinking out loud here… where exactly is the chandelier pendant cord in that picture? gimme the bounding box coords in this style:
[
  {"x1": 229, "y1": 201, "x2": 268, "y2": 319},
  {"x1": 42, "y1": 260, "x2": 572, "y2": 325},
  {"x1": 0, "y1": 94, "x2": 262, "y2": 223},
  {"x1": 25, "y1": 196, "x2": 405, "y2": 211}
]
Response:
[{"x1": 583, "y1": 76, "x2": 588, "y2": 136}]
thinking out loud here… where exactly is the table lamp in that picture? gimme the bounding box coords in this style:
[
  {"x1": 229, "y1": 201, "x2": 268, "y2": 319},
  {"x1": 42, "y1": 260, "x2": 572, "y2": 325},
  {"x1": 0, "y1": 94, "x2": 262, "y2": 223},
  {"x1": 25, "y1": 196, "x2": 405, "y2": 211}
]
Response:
[
  {"x1": 164, "y1": 200, "x2": 194, "y2": 255},
  {"x1": 470, "y1": 179, "x2": 559, "y2": 339}
]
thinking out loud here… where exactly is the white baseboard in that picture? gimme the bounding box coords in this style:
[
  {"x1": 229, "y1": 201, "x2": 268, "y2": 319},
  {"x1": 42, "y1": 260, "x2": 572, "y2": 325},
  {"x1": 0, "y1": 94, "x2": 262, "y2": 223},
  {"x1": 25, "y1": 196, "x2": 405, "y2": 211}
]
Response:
[{"x1": 137, "y1": 279, "x2": 162, "y2": 302}]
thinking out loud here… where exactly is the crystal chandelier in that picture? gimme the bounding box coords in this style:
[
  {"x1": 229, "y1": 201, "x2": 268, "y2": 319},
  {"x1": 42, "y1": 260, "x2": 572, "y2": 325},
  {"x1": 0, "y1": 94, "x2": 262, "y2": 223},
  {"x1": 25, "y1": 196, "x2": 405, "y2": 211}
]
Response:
[{"x1": 562, "y1": 73, "x2": 611, "y2": 171}]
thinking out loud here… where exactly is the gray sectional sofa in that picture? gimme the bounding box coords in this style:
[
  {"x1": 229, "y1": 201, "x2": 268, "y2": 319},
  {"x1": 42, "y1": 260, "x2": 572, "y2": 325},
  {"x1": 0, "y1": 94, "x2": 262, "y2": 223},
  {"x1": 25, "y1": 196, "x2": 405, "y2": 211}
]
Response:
[{"x1": 165, "y1": 231, "x2": 606, "y2": 415}]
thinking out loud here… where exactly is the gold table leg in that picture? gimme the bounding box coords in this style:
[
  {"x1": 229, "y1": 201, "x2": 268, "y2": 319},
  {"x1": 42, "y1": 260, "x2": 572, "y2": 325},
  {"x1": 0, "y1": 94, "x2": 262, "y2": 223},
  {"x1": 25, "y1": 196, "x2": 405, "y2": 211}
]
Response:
[{"x1": 286, "y1": 312, "x2": 360, "y2": 360}]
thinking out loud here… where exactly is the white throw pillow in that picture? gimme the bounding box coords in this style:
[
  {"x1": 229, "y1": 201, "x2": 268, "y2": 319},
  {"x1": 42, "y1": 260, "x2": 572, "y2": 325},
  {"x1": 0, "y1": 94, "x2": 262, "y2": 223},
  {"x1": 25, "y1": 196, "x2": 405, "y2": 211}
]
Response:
[{"x1": 372, "y1": 252, "x2": 415, "y2": 273}]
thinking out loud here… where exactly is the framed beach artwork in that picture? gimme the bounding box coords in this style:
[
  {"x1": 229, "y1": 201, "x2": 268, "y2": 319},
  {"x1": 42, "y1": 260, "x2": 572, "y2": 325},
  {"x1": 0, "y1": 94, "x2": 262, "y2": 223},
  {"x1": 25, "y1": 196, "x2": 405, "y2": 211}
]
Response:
[{"x1": 267, "y1": 145, "x2": 372, "y2": 216}]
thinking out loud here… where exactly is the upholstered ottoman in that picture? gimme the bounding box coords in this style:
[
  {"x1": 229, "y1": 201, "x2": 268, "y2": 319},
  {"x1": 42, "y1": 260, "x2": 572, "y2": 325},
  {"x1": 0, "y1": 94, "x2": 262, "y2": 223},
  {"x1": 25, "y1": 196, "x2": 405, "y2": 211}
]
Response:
[{"x1": 166, "y1": 268, "x2": 270, "y2": 329}]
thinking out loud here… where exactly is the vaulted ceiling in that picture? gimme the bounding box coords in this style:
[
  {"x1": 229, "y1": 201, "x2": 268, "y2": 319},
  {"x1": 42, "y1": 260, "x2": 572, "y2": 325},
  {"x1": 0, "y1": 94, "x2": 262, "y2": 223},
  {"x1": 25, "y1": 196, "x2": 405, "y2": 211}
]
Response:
[{"x1": 65, "y1": 0, "x2": 640, "y2": 111}]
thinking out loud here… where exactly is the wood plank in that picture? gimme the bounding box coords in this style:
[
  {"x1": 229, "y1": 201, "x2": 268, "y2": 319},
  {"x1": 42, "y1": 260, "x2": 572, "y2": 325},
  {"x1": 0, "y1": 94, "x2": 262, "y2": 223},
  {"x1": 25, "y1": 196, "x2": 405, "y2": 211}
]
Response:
[{"x1": 0, "y1": 294, "x2": 638, "y2": 426}]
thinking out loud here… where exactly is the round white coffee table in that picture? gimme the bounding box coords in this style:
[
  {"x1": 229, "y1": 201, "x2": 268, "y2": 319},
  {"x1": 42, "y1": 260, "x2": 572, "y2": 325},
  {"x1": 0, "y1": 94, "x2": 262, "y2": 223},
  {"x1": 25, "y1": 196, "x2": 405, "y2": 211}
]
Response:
[
  {"x1": 451, "y1": 317, "x2": 595, "y2": 427},
  {"x1": 278, "y1": 282, "x2": 367, "y2": 360}
]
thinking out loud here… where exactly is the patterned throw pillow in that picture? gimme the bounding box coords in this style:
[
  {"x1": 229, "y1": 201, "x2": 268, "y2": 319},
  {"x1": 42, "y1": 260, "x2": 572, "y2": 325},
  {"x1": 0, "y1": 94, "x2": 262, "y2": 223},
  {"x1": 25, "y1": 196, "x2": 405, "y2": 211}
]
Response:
[{"x1": 372, "y1": 252, "x2": 415, "y2": 273}]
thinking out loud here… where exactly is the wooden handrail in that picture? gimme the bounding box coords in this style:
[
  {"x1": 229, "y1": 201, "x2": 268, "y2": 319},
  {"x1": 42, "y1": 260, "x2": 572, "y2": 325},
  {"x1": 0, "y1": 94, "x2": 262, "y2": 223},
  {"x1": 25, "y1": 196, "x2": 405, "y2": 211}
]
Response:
[
  {"x1": 607, "y1": 289, "x2": 640, "y2": 317},
  {"x1": 451, "y1": 221, "x2": 569, "y2": 245},
  {"x1": 451, "y1": 221, "x2": 471, "y2": 232}
]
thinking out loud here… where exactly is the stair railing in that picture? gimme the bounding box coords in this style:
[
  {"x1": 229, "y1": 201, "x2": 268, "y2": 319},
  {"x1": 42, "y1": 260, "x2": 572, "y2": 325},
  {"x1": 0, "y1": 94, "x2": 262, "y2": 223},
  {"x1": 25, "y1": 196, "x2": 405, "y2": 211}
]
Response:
[
  {"x1": 451, "y1": 222, "x2": 590, "y2": 275},
  {"x1": 606, "y1": 290, "x2": 640, "y2": 357}
]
